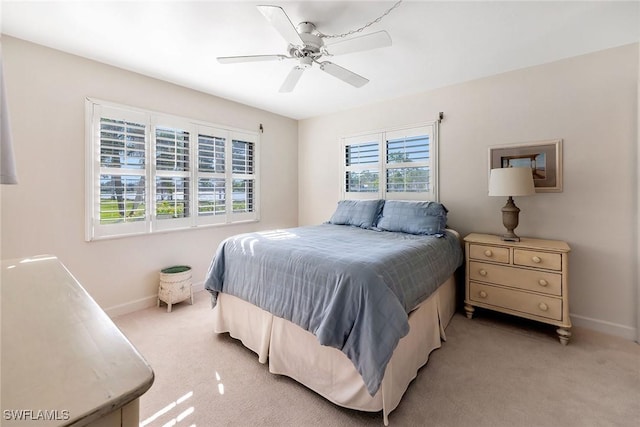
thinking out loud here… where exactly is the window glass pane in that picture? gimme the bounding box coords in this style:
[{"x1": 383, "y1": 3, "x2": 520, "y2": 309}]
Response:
[
  {"x1": 156, "y1": 127, "x2": 189, "y2": 171},
  {"x1": 232, "y1": 179, "x2": 254, "y2": 213},
  {"x1": 345, "y1": 142, "x2": 379, "y2": 166},
  {"x1": 198, "y1": 134, "x2": 225, "y2": 173},
  {"x1": 100, "y1": 118, "x2": 146, "y2": 169},
  {"x1": 198, "y1": 178, "x2": 226, "y2": 216},
  {"x1": 232, "y1": 140, "x2": 254, "y2": 174},
  {"x1": 386, "y1": 135, "x2": 429, "y2": 163},
  {"x1": 345, "y1": 170, "x2": 379, "y2": 192},
  {"x1": 100, "y1": 175, "x2": 146, "y2": 224},
  {"x1": 156, "y1": 177, "x2": 190, "y2": 219},
  {"x1": 386, "y1": 167, "x2": 429, "y2": 192}
]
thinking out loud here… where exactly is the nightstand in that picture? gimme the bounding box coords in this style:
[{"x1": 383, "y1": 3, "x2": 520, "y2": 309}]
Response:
[{"x1": 464, "y1": 233, "x2": 572, "y2": 344}]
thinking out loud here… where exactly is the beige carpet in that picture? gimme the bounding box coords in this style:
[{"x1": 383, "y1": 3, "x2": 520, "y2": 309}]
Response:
[{"x1": 114, "y1": 291, "x2": 640, "y2": 427}]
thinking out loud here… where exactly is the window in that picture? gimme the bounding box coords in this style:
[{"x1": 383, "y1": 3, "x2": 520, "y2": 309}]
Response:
[
  {"x1": 86, "y1": 100, "x2": 259, "y2": 240},
  {"x1": 341, "y1": 123, "x2": 438, "y2": 201}
]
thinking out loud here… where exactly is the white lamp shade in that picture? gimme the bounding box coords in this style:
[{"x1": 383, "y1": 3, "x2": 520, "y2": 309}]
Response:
[{"x1": 488, "y1": 167, "x2": 535, "y2": 196}]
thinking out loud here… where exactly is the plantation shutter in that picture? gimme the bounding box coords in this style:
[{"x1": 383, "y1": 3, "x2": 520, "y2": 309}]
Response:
[
  {"x1": 196, "y1": 125, "x2": 228, "y2": 226},
  {"x1": 88, "y1": 104, "x2": 150, "y2": 240},
  {"x1": 340, "y1": 122, "x2": 438, "y2": 202},
  {"x1": 230, "y1": 131, "x2": 259, "y2": 221},
  {"x1": 384, "y1": 125, "x2": 433, "y2": 200},
  {"x1": 153, "y1": 117, "x2": 192, "y2": 231},
  {"x1": 86, "y1": 99, "x2": 260, "y2": 240},
  {"x1": 342, "y1": 133, "x2": 382, "y2": 199}
]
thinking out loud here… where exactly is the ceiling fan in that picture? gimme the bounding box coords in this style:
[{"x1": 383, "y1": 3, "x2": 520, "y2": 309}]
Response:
[{"x1": 217, "y1": 4, "x2": 394, "y2": 92}]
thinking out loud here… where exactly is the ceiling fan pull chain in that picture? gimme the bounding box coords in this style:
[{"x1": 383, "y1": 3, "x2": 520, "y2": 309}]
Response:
[{"x1": 319, "y1": 0, "x2": 403, "y2": 39}]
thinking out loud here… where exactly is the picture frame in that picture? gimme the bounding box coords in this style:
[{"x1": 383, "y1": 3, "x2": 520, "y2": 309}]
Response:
[{"x1": 488, "y1": 139, "x2": 563, "y2": 193}]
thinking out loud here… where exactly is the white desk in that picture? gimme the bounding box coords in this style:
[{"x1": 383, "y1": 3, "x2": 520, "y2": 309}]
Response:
[{"x1": 1, "y1": 255, "x2": 154, "y2": 426}]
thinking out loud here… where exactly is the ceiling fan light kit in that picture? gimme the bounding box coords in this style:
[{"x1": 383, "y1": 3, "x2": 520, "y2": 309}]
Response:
[{"x1": 217, "y1": 2, "x2": 402, "y2": 92}]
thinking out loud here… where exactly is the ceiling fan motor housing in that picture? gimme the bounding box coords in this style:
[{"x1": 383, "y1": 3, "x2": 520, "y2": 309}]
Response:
[{"x1": 289, "y1": 22, "x2": 323, "y2": 59}]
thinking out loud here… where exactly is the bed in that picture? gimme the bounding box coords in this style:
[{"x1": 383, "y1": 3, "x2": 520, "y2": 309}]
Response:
[{"x1": 204, "y1": 200, "x2": 464, "y2": 425}]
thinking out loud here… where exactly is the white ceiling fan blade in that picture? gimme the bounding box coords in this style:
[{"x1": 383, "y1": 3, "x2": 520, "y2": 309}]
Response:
[
  {"x1": 325, "y1": 31, "x2": 392, "y2": 56},
  {"x1": 217, "y1": 54, "x2": 289, "y2": 64},
  {"x1": 257, "y1": 5, "x2": 304, "y2": 47},
  {"x1": 319, "y1": 62, "x2": 369, "y2": 88},
  {"x1": 279, "y1": 66, "x2": 304, "y2": 93}
]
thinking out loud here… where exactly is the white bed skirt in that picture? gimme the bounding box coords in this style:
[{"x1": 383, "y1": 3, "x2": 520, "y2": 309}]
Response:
[{"x1": 212, "y1": 275, "x2": 457, "y2": 425}]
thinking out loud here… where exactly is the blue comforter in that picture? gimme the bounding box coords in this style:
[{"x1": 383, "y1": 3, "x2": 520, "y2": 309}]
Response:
[{"x1": 204, "y1": 224, "x2": 463, "y2": 395}]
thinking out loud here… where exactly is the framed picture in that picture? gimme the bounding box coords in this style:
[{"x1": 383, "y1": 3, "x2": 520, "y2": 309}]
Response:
[{"x1": 488, "y1": 139, "x2": 563, "y2": 192}]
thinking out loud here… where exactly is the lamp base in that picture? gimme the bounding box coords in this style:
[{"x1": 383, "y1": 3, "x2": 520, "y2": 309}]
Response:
[{"x1": 501, "y1": 196, "x2": 521, "y2": 242}]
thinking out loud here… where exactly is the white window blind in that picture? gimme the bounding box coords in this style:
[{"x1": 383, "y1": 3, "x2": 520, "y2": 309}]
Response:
[
  {"x1": 231, "y1": 137, "x2": 256, "y2": 217},
  {"x1": 197, "y1": 131, "x2": 226, "y2": 219},
  {"x1": 86, "y1": 99, "x2": 260, "y2": 241},
  {"x1": 385, "y1": 126, "x2": 432, "y2": 198},
  {"x1": 154, "y1": 123, "x2": 191, "y2": 232},
  {"x1": 345, "y1": 139, "x2": 380, "y2": 194},
  {"x1": 89, "y1": 106, "x2": 149, "y2": 238},
  {"x1": 341, "y1": 122, "x2": 438, "y2": 201},
  {"x1": 343, "y1": 134, "x2": 382, "y2": 199}
]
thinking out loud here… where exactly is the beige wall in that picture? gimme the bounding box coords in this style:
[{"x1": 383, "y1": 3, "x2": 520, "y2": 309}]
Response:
[
  {"x1": 1, "y1": 36, "x2": 299, "y2": 315},
  {"x1": 299, "y1": 44, "x2": 639, "y2": 340},
  {"x1": 2, "y1": 35, "x2": 637, "y2": 340}
]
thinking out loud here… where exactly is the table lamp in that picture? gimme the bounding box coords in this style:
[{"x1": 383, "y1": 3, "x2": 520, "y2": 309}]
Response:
[{"x1": 488, "y1": 167, "x2": 535, "y2": 242}]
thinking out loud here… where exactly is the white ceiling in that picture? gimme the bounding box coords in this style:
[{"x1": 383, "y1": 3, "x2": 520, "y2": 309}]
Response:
[{"x1": 2, "y1": 1, "x2": 639, "y2": 120}]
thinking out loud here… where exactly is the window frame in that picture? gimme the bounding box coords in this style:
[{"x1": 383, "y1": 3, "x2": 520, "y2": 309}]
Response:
[
  {"x1": 340, "y1": 121, "x2": 439, "y2": 202},
  {"x1": 85, "y1": 98, "x2": 260, "y2": 241}
]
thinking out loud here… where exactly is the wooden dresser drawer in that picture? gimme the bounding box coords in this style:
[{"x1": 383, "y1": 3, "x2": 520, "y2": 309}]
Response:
[
  {"x1": 469, "y1": 282, "x2": 562, "y2": 321},
  {"x1": 514, "y1": 249, "x2": 562, "y2": 271},
  {"x1": 469, "y1": 244, "x2": 509, "y2": 264},
  {"x1": 468, "y1": 261, "x2": 562, "y2": 296}
]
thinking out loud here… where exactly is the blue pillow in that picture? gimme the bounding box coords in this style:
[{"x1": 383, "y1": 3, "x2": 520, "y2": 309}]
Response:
[
  {"x1": 376, "y1": 201, "x2": 448, "y2": 235},
  {"x1": 328, "y1": 199, "x2": 384, "y2": 229}
]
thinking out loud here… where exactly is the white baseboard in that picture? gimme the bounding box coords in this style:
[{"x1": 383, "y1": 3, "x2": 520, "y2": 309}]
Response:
[
  {"x1": 570, "y1": 313, "x2": 637, "y2": 342},
  {"x1": 106, "y1": 281, "x2": 205, "y2": 318},
  {"x1": 105, "y1": 295, "x2": 158, "y2": 318},
  {"x1": 192, "y1": 281, "x2": 205, "y2": 293}
]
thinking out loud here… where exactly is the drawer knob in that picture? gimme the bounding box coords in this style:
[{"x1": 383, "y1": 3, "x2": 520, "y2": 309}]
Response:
[
  {"x1": 532, "y1": 256, "x2": 542, "y2": 263},
  {"x1": 479, "y1": 269, "x2": 487, "y2": 276},
  {"x1": 484, "y1": 250, "x2": 493, "y2": 257},
  {"x1": 479, "y1": 291, "x2": 488, "y2": 298},
  {"x1": 538, "y1": 279, "x2": 548, "y2": 287},
  {"x1": 538, "y1": 302, "x2": 549, "y2": 312}
]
